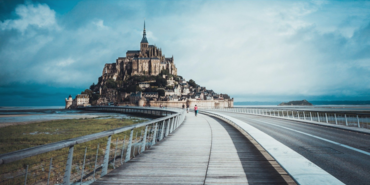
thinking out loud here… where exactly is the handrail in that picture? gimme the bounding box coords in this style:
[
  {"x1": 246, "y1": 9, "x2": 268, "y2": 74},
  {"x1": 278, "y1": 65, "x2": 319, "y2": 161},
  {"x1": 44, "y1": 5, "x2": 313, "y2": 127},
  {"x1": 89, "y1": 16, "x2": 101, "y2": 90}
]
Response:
[
  {"x1": 0, "y1": 106, "x2": 186, "y2": 185},
  {"x1": 0, "y1": 106, "x2": 182, "y2": 165},
  {"x1": 211, "y1": 107, "x2": 370, "y2": 132}
]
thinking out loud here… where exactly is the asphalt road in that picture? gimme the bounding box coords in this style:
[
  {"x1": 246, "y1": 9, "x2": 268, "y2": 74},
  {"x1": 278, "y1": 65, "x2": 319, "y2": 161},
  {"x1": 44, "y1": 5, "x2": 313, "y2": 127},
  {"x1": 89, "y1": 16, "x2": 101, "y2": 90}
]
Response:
[
  {"x1": 212, "y1": 111, "x2": 370, "y2": 185},
  {"x1": 234, "y1": 106, "x2": 370, "y2": 113}
]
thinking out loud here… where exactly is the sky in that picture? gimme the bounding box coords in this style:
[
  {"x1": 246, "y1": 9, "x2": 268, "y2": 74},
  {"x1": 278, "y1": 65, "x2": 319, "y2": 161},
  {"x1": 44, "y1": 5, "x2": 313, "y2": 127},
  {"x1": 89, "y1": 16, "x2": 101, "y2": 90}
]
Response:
[{"x1": 0, "y1": 0, "x2": 370, "y2": 106}]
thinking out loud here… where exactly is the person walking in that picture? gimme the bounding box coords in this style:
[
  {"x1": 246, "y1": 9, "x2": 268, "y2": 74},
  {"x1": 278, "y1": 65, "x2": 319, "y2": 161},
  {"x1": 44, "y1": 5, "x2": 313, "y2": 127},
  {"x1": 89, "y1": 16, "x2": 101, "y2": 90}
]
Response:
[
  {"x1": 194, "y1": 105, "x2": 198, "y2": 117},
  {"x1": 182, "y1": 104, "x2": 185, "y2": 109},
  {"x1": 186, "y1": 104, "x2": 190, "y2": 113}
]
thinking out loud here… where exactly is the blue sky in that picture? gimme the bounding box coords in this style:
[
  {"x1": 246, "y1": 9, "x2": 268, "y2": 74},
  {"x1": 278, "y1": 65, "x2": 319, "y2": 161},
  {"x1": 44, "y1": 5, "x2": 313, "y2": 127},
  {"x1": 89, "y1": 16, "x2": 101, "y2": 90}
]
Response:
[{"x1": 1, "y1": 0, "x2": 370, "y2": 106}]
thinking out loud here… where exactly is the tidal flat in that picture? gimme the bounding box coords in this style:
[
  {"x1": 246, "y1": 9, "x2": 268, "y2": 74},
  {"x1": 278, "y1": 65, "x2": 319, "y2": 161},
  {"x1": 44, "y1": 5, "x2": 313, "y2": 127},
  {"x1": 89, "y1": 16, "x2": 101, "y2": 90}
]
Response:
[
  {"x1": 0, "y1": 116, "x2": 150, "y2": 184},
  {"x1": 0, "y1": 117, "x2": 149, "y2": 155}
]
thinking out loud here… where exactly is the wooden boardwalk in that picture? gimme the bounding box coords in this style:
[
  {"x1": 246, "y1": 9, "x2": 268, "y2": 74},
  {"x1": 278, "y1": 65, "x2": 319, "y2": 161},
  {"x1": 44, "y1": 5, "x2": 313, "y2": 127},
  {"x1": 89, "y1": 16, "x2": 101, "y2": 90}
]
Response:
[{"x1": 92, "y1": 113, "x2": 293, "y2": 185}]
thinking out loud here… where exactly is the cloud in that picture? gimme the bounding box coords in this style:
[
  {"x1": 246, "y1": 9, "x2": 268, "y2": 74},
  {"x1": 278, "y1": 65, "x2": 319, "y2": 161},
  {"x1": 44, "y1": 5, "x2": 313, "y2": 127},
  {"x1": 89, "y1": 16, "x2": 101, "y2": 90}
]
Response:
[
  {"x1": 0, "y1": 2, "x2": 58, "y2": 32},
  {"x1": 0, "y1": 0, "x2": 370, "y2": 105}
]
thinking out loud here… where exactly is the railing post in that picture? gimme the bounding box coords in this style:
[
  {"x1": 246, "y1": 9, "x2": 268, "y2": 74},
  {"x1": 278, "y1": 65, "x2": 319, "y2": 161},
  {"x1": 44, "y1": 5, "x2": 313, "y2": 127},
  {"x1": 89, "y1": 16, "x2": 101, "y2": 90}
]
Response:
[
  {"x1": 101, "y1": 135, "x2": 112, "y2": 177},
  {"x1": 175, "y1": 116, "x2": 179, "y2": 129},
  {"x1": 80, "y1": 147, "x2": 87, "y2": 185},
  {"x1": 292, "y1": 111, "x2": 294, "y2": 118},
  {"x1": 317, "y1": 112, "x2": 320, "y2": 122},
  {"x1": 175, "y1": 115, "x2": 179, "y2": 130},
  {"x1": 63, "y1": 145, "x2": 74, "y2": 185},
  {"x1": 24, "y1": 165, "x2": 28, "y2": 185},
  {"x1": 47, "y1": 158, "x2": 52, "y2": 185},
  {"x1": 310, "y1": 112, "x2": 312, "y2": 121},
  {"x1": 166, "y1": 117, "x2": 175, "y2": 136},
  {"x1": 152, "y1": 122, "x2": 158, "y2": 145},
  {"x1": 121, "y1": 136, "x2": 126, "y2": 164},
  {"x1": 297, "y1": 111, "x2": 300, "y2": 119},
  {"x1": 171, "y1": 116, "x2": 176, "y2": 133},
  {"x1": 159, "y1": 120, "x2": 166, "y2": 141},
  {"x1": 303, "y1": 112, "x2": 306, "y2": 120},
  {"x1": 125, "y1": 129, "x2": 134, "y2": 162},
  {"x1": 334, "y1": 114, "x2": 338, "y2": 125},
  {"x1": 93, "y1": 144, "x2": 99, "y2": 180},
  {"x1": 113, "y1": 138, "x2": 118, "y2": 169},
  {"x1": 170, "y1": 117, "x2": 175, "y2": 133},
  {"x1": 166, "y1": 118, "x2": 172, "y2": 137},
  {"x1": 133, "y1": 132, "x2": 138, "y2": 157},
  {"x1": 325, "y1": 113, "x2": 328, "y2": 123},
  {"x1": 357, "y1": 115, "x2": 360, "y2": 128},
  {"x1": 345, "y1": 114, "x2": 348, "y2": 126},
  {"x1": 141, "y1": 125, "x2": 148, "y2": 153}
]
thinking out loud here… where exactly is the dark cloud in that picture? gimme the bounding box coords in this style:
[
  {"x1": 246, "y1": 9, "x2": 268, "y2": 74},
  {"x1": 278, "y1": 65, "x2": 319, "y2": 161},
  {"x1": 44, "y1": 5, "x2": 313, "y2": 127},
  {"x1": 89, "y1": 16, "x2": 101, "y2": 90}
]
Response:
[
  {"x1": 0, "y1": 83, "x2": 84, "y2": 106},
  {"x1": 1, "y1": 0, "x2": 370, "y2": 106}
]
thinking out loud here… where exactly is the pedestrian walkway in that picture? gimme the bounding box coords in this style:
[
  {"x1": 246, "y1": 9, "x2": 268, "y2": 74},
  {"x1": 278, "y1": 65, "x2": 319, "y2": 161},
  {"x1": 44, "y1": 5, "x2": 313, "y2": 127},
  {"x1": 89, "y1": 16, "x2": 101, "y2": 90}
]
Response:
[{"x1": 92, "y1": 113, "x2": 291, "y2": 184}]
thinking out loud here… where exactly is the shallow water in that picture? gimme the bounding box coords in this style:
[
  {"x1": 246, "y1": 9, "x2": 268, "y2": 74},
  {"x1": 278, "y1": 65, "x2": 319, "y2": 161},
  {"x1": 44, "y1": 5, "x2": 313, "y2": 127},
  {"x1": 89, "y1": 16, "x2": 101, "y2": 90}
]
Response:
[{"x1": 0, "y1": 108, "x2": 151, "y2": 124}]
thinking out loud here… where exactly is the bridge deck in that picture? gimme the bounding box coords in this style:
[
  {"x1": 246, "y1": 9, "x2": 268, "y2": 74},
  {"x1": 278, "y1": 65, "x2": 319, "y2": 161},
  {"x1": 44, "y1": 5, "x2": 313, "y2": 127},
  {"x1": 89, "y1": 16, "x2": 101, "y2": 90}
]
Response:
[{"x1": 92, "y1": 113, "x2": 292, "y2": 184}]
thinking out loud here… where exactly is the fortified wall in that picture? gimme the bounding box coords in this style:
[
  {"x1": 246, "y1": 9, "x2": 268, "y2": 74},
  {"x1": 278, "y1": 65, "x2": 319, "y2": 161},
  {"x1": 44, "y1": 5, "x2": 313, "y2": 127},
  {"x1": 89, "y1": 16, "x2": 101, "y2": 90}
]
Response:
[{"x1": 148, "y1": 99, "x2": 233, "y2": 109}]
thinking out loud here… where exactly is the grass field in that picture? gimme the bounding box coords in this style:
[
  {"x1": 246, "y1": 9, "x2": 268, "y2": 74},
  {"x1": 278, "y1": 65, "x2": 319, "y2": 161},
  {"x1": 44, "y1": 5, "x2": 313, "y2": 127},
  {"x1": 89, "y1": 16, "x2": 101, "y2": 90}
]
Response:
[{"x1": 0, "y1": 116, "x2": 150, "y2": 184}]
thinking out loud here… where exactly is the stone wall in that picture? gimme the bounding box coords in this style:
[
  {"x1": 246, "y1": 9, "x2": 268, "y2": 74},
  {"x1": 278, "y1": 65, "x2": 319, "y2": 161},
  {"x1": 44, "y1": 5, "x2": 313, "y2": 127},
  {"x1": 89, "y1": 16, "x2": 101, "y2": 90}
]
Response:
[{"x1": 148, "y1": 99, "x2": 233, "y2": 109}]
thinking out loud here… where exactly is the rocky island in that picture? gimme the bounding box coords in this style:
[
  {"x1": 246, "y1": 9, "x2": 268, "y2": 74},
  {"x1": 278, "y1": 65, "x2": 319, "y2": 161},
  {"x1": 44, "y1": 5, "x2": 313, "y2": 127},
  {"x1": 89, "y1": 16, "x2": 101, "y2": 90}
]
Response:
[
  {"x1": 278, "y1": 100, "x2": 313, "y2": 106},
  {"x1": 65, "y1": 22, "x2": 233, "y2": 109}
]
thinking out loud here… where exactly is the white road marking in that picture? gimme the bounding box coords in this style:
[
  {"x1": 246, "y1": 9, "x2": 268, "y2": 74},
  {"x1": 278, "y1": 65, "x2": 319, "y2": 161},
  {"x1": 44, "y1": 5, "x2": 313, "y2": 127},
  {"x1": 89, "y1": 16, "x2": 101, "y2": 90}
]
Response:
[
  {"x1": 209, "y1": 111, "x2": 344, "y2": 185},
  {"x1": 249, "y1": 118, "x2": 370, "y2": 157}
]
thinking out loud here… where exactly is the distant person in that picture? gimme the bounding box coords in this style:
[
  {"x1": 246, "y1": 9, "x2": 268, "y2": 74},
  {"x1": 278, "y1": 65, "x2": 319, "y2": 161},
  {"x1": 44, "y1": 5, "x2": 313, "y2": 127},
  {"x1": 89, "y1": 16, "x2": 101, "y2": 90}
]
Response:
[
  {"x1": 160, "y1": 104, "x2": 162, "y2": 108},
  {"x1": 194, "y1": 105, "x2": 198, "y2": 117},
  {"x1": 186, "y1": 104, "x2": 190, "y2": 113},
  {"x1": 182, "y1": 104, "x2": 185, "y2": 109}
]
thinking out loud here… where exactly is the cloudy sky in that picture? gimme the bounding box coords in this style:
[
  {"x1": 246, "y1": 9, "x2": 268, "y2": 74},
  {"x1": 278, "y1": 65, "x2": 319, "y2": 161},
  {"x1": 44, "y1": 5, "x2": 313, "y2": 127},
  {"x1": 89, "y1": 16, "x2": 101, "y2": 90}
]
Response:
[{"x1": 1, "y1": 0, "x2": 370, "y2": 106}]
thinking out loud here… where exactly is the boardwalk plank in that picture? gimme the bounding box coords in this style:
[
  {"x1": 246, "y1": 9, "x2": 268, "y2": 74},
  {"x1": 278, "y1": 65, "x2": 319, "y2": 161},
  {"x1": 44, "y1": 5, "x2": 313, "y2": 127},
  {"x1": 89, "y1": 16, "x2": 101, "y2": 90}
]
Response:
[{"x1": 92, "y1": 113, "x2": 291, "y2": 185}]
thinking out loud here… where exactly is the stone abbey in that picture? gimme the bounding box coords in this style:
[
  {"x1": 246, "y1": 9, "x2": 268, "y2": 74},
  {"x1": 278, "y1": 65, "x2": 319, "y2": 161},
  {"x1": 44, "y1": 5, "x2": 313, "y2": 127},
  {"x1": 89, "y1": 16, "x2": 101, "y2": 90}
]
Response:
[
  {"x1": 66, "y1": 21, "x2": 233, "y2": 109},
  {"x1": 102, "y1": 21, "x2": 177, "y2": 82}
]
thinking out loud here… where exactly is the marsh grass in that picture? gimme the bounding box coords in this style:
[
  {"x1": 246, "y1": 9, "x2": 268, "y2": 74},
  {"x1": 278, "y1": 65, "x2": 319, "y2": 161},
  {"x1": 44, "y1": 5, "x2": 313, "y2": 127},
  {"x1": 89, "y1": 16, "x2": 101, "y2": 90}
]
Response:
[{"x1": 0, "y1": 117, "x2": 148, "y2": 184}]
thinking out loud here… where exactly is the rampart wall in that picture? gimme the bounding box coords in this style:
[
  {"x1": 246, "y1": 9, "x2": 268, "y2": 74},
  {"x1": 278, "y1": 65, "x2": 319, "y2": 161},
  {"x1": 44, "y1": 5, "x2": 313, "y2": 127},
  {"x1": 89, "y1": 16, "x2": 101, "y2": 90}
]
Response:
[{"x1": 149, "y1": 99, "x2": 233, "y2": 109}]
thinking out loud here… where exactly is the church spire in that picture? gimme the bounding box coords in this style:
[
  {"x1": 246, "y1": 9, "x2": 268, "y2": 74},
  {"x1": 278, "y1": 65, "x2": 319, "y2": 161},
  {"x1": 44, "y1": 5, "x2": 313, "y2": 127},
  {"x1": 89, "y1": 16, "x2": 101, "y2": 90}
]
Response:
[
  {"x1": 143, "y1": 21, "x2": 146, "y2": 36},
  {"x1": 141, "y1": 20, "x2": 148, "y2": 43}
]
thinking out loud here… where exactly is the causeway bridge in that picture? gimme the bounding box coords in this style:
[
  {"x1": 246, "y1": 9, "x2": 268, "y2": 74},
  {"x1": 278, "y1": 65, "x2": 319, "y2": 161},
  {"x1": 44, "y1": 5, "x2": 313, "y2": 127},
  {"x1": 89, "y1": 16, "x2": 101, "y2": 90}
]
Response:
[{"x1": 1, "y1": 106, "x2": 370, "y2": 184}]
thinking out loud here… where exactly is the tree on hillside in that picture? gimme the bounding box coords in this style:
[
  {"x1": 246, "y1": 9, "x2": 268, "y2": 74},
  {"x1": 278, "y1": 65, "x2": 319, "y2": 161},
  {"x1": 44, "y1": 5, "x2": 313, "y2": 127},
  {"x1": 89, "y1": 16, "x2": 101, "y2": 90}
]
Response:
[
  {"x1": 106, "y1": 79, "x2": 117, "y2": 88},
  {"x1": 81, "y1": 89, "x2": 93, "y2": 96},
  {"x1": 155, "y1": 76, "x2": 167, "y2": 87},
  {"x1": 160, "y1": 69, "x2": 169, "y2": 76},
  {"x1": 188, "y1": 79, "x2": 197, "y2": 88},
  {"x1": 90, "y1": 83, "x2": 95, "y2": 91},
  {"x1": 81, "y1": 89, "x2": 99, "y2": 103},
  {"x1": 157, "y1": 89, "x2": 165, "y2": 96}
]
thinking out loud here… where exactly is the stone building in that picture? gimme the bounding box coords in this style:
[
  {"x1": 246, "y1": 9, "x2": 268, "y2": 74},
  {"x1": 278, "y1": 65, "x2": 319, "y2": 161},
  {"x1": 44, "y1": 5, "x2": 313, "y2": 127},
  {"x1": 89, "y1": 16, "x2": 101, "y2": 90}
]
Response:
[
  {"x1": 65, "y1": 95, "x2": 73, "y2": 109},
  {"x1": 65, "y1": 94, "x2": 90, "y2": 109},
  {"x1": 130, "y1": 91, "x2": 142, "y2": 104},
  {"x1": 101, "y1": 21, "x2": 177, "y2": 85},
  {"x1": 143, "y1": 92, "x2": 158, "y2": 99}
]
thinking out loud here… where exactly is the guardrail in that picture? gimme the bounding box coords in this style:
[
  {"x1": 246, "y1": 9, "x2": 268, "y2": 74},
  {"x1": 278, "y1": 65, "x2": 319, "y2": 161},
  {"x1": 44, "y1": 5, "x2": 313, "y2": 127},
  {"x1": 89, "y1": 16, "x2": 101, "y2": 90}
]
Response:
[
  {"x1": 200, "y1": 110, "x2": 343, "y2": 185},
  {"x1": 214, "y1": 107, "x2": 370, "y2": 130},
  {"x1": 0, "y1": 106, "x2": 186, "y2": 185}
]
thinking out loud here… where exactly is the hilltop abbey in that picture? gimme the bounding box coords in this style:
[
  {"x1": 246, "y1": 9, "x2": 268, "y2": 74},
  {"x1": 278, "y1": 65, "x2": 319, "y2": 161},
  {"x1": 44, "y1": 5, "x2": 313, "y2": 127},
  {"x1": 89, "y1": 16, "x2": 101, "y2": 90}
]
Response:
[
  {"x1": 66, "y1": 22, "x2": 233, "y2": 109},
  {"x1": 102, "y1": 22, "x2": 177, "y2": 81}
]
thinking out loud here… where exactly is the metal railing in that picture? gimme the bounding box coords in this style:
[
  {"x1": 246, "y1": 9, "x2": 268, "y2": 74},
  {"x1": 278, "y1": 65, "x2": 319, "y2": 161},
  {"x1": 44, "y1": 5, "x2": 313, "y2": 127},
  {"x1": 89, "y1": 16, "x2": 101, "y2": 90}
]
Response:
[
  {"x1": 213, "y1": 107, "x2": 370, "y2": 130},
  {"x1": 0, "y1": 106, "x2": 186, "y2": 185}
]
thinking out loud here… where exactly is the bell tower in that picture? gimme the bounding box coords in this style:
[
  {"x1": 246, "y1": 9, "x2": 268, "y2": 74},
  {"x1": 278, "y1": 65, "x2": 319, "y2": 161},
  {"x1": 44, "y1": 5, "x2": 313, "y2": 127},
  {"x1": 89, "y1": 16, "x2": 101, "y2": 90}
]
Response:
[{"x1": 140, "y1": 21, "x2": 148, "y2": 54}]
